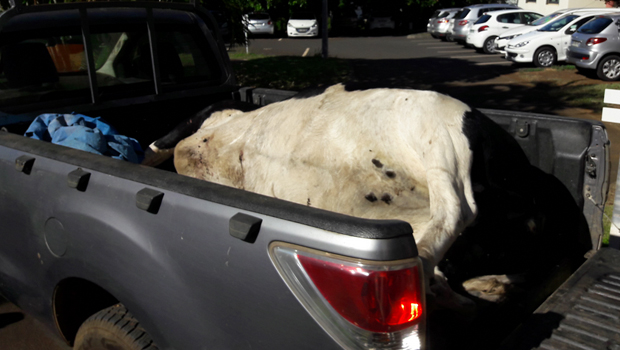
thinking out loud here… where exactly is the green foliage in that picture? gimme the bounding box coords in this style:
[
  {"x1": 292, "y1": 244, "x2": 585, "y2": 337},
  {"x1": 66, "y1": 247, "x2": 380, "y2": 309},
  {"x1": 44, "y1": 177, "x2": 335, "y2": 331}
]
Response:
[{"x1": 603, "y1": 205, "x2": 613, "y2": 246}]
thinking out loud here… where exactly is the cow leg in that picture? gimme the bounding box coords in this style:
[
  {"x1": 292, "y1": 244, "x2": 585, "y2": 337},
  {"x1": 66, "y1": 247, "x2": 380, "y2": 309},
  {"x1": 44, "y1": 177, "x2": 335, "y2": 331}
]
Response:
[{"x1": 415, "y1": 164, "x2": 477, "y2": 311}]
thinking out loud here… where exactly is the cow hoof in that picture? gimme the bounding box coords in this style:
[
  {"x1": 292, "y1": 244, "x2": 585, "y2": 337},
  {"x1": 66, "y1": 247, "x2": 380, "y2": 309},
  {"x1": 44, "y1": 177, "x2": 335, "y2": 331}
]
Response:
[{"x1": 462, "y1": 274, "x2": 524, "y2": 302}]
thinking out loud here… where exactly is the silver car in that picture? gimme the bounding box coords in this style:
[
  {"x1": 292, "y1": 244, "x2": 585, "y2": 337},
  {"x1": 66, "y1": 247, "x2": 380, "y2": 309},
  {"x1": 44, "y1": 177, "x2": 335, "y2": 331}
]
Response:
[
  {"x1": 245, "y1": 12, "x2": 274, "y2": 36},
  {"x1": 567, "y1": 13, "x2": 620, "y2": 81},
  {"x1": 452, "y1": 3, "x2": 520, "y2": 44},
  {"x1": 428, "y1": 8, "x2": 460, "y2": 40}
]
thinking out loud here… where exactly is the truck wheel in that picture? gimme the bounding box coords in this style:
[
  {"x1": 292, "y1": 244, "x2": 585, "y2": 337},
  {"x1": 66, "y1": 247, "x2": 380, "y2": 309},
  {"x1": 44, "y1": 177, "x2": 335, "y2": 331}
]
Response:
[
  {"x1": 73, "y1": 304, "x2": 159, "y2": 350},
  {"x1": 597, "y1": 55, "x2": 620, "y2": 81},
  {"x1": 533, "y1": 47, "x2": 556, "y2": 68},
  {"x1": 483, "y1": 36, "x2": 498, "y2": 54}
]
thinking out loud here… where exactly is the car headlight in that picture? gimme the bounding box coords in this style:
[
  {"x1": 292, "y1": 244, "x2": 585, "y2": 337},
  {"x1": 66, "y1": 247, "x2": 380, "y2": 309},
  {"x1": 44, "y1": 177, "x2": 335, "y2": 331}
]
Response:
[
  {"x1": 287, "y1": 23, "x2": 294, "y2": 28},
  {"x1": 509, "y1": 40, "x2": 530, "y2": 49},
  {"x1": 312, "y1": 22, "x2": 318, "y2": 28}
]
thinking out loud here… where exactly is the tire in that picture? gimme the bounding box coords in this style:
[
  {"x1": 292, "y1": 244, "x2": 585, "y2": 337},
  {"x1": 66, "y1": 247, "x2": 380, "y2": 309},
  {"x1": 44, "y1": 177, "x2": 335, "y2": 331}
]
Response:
[
  {"x1": 73, "y1": 304, "x2": 159, "y2": 350},
  {"x1": 533, "y1": 46, "x2": 556, "y2": 68},
  {"x1": 446, "y1": 33, "x2": 454, "y2": 42},
  {"x1": 597, "y1": 55, "x2": 620, "y2": 81},
  {"x1": 482, "y1": 36, "x2": 498, "y2": 54}
]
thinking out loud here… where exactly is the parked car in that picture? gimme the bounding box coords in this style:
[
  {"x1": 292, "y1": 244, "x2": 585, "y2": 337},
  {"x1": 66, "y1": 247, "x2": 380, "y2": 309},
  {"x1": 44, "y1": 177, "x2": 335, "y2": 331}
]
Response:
[
  {"x1": 568, "y1": 13, "x2": 620, "y2": 80},
  {"x1": 466, "y1": 9, "x2": 543, "y2": 54},
  {"x1": 332, "y1": 9, "x2": 360, "y2": 36},
  {"x1": 368, "y1": 9, "x2": 395, "y2": 32},
  {"x1": 245, "y1": 12, "x2": 274, "y2": 36},
  {"x1": 452, "y1": 3, "x2": 520, "y2": 44},
  {"x1": 287, "y1": 12, "x2": 319, "y2": 38},
  {"x1": 505, "y1": 11, "x2": 611, "y2": 67},
  {"x1": 494, "y1": 8, "x2": 620, "y2": 55},
  {"x1": 428, "y1": 8, "x2": 460, "y2": 40}
]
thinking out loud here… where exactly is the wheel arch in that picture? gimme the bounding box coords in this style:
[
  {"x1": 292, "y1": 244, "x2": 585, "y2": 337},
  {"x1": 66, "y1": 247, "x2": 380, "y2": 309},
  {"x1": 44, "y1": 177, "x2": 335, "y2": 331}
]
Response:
[
  {"x1": 597, "y1": 51, "x2": 620, "y2": 65},
  {"x1": 53, "y1": 277, "x2": 119, "y2": 346},
  {"x1": 536, "y1": 45, "x2": 556, "y2": 53}
]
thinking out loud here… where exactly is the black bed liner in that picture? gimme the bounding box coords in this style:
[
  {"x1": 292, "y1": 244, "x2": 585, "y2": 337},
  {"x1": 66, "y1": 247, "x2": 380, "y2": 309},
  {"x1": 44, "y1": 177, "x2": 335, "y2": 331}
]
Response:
[{"x1": 503, "y1": 248, "x2": 620, "y2": 350}]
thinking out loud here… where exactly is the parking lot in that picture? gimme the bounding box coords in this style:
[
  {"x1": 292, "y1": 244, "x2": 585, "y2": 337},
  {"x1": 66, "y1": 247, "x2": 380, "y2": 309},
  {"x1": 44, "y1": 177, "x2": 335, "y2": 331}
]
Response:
[{"x1": 241, "y1": 34, "x2": 514, "y2": 64}]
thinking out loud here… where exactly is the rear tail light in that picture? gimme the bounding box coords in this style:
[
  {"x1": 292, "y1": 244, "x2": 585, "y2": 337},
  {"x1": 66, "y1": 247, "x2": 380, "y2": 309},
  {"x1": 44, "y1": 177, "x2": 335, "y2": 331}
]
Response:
[
  {"x1": 270, "y1": 242, "x2": 426, "y2": 349},
  {"x1": 437, "y1": 19, "x2": 449, "y2": 24},
  {"x1": 586, "y1": 37, "x2": 607, "y2": 46},
  {"x1": 459, "y1": 20, "x2": 468, "y2": 26},
  {"x1": 268, "y1": 21, "x2": 272, "y2": 25},
  {"x1": 478, "y1": 25, "x2": 489, "y2": 32}
]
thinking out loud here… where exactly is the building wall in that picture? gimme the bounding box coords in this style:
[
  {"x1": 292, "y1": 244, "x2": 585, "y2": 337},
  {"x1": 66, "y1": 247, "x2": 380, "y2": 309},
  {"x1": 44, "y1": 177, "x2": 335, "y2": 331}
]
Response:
[{"x1": 517, "y1": 0, "x2": 607, "y2": 14}]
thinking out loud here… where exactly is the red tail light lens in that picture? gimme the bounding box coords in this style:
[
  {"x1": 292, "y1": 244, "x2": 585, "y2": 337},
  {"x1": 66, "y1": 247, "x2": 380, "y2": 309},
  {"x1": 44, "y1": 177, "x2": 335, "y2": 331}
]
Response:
[
  {"x1": 269, "y1": 242, "x2": 426, "y2": 350},
  {"x1": 586, "y1": 38, "x2": 607, "y2": 46},
  {"x1": 459, "y1": 20, "x2": 468, "y2": 26},
  {"x1": 438, "y1": 19, "x2": 449, "y2": 24},
  {"x1": 478, "y1": 25, "x2": 489, "y2": 32},
  {"x1": 298, "y1": 255, "x2": 423, "y2": 332},
  {"x1": 268, "y1": 21, "x2": 272, "y2": 25}
]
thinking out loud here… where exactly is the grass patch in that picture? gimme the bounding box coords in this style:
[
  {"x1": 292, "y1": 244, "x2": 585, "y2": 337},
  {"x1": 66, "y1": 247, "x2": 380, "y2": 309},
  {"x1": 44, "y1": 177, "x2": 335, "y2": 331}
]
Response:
[
  {"x1": 231, "y1": 56, "x2": 351, "y2": 90},
  {"x1": 228, "y1": 52, "x2": 269, "y2": 61},
  {"x1": 519, "y1": 65, "x2": 577, "y2": 73},
  {"x1": 549, "y1": 82, "x2": 620, "y2": 110},
  {"x1": 603, "y1": 204, "x2": 613, "y2": 247}
]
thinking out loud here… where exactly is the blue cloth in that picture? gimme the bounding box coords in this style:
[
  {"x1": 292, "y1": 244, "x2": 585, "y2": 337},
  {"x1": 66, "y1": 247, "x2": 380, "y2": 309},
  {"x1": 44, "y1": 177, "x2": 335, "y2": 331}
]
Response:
[{"x1": 25, "y1": 113, "x2": 144, "y2": 164}]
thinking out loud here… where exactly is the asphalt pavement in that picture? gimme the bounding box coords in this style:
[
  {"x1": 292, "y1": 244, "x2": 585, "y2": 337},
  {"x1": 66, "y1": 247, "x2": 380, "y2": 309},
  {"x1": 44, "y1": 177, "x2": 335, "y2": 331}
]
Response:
[
  {"x1": 0, "y1": 296, "x2": 70, "y2": 350},
  {"x1": 235, "y1": 33, "x2": 513, "y2": 64}
]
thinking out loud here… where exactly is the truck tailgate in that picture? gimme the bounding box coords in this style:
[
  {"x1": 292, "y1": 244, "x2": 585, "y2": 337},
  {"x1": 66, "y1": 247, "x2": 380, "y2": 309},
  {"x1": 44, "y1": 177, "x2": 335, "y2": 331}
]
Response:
[{"x1": 503, "y1": 248, "x2": 620, "y2": 350}]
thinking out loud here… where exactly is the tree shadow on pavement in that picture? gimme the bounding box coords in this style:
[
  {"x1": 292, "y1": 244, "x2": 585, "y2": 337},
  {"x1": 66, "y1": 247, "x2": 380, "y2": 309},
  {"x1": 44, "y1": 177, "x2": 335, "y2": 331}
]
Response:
[{"x1": 346, "y1": 58, "x2": 605, "y2": 114}]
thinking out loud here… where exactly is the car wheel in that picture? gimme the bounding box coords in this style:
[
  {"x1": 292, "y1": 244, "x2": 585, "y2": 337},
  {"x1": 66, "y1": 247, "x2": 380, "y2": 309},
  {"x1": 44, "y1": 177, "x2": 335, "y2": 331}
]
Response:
[
  {"x1": 533, "y1": 47, "x2": 556, "y2": 68},
  {"x1": 483, "y1": 36, "x2": 498, "y2": 54},
  {"x1": 74, "y1": 304, "x2": 159, "y2": 350},
  {"x1": 597, "y1": 55, "x2": 620, "y2": 81},
  {"x1": 446, "y1": 33, "x2": 454, "y2": 42}
]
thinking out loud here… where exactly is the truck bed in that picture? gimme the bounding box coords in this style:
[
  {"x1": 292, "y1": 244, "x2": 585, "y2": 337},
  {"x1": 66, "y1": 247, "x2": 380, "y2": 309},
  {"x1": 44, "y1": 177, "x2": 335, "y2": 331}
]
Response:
[{"x1": 502, "y1": 248, "x2": 620, "y2": 350}]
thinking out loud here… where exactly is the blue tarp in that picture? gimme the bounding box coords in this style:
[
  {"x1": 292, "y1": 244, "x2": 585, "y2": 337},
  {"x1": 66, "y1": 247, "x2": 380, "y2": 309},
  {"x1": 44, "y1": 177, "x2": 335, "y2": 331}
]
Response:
[{"x1": 25, "y1": 113, "x2": 144, "y2": 164}]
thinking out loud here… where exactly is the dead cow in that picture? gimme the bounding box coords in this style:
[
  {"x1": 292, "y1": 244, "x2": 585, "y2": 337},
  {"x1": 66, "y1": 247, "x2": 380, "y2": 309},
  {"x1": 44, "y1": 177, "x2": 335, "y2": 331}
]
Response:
[{"x1": 164, "y1": 84, "x2": 572, "y2": 311}]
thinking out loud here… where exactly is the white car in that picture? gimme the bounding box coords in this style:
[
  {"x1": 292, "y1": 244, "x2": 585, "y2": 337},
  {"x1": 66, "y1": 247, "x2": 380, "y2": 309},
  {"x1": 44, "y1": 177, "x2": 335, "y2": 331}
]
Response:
[
  {"x1": 505, "y1": 11, "x2": 610, "y2": 67},
  {"x1": 494, "y1": 8, "x2": 620, "y2": 55},
  {"x1": 466, "y1": 9, "x2": 543, "y2": 54},
  {"x1": 287, "y1": 12, "x2": 319, "y2": 38}
]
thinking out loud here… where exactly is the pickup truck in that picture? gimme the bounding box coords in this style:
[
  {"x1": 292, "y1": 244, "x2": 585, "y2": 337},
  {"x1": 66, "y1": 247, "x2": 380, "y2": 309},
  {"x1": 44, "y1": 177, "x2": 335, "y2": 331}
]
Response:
[{"x1": 0, "y1": 2, "x2": 616, "y2": 350}]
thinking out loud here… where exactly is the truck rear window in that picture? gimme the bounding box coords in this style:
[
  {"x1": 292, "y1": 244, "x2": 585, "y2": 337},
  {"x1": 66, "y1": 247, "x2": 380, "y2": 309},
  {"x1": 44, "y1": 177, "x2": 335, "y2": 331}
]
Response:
[{"x1": 0, "y1": 23, "x2": 222, "y2": 108}]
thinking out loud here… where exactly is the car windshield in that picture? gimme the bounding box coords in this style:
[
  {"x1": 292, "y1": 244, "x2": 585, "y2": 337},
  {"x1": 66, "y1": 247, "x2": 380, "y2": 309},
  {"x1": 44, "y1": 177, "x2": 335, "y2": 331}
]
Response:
[
  {"x1": 578, "y1": 17, "x2": 613, "y2": 34},
  {"x1": 475, "y1": 14, "x2": 491, "y2": 24},
  {"x1": 438, "y1": 11, "x2": 452, "y2": 18},
  {"x1": 455, "y1": 9, "x2": 470, "y2": 19},
  {"x1": 248, "y1": 13, "x2": 270, "y2": 20},
  {"x1": 538, "y1": 15, "x2": 579, "y2": 32},
  {"x1": 531, "y1": 12, "x2": 562, "y2": 26},
  {"x1": 290, "y1": 12, "x2": 315, "y2": 20}
]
